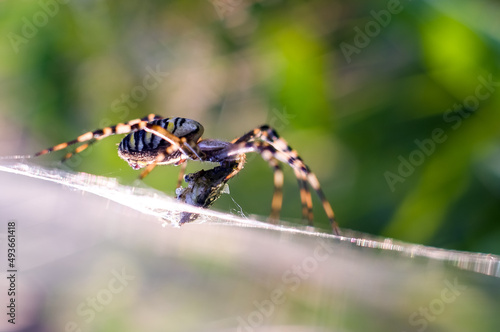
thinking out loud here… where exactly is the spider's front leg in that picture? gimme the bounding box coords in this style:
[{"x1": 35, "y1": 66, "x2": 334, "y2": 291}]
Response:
[
  {"x1": 34, "y1": 114, "x2": 162, "y2": 160},
  {"x1": 224, "y1": 125, "x2": 339, "y2": 234}
]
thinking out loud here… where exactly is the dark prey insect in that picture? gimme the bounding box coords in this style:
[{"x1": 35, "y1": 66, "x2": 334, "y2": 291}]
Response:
[{"x1": 35, "y1": 114, "x2": 339, "y2": 234}]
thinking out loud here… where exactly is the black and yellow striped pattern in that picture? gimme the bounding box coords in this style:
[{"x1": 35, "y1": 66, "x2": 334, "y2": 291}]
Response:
[
  {"x1": 119, "y1": 117, "x2": 204, "y2": 153},
  {"x1": 35, "y1": 114, "x2": 161, "y2": 158},
  {"x1": 117, "y1": 117, "x2": 204, "y2": 169},
  {"x1": 225, "y1": 125, "x2": 338, "y2": 234},
  {"x1": 34, "y1": 115, "x2": 204, "y2": 170}
]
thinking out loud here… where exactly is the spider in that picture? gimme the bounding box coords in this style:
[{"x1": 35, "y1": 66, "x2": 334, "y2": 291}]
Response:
[{"x1": 35, "y1": 114, "x2": 339, "y2": 234}]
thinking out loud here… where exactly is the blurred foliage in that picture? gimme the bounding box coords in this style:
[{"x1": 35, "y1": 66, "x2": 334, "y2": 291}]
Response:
[{"x1": 0, "y1": 0, "x2": 499, "y2": 253}]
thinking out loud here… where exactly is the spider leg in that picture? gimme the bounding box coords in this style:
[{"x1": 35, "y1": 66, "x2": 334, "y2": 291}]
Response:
[
  {"x1": 35, "y1": 113, "x2": 162, "y2": 159},
  {"x1": 260, "y1": 145, "x2": 315, "y2": 226},
  {"x1": 227, "y1": 142, "x2": 313, "y2": 225},
  {"x1": 221, "y1": 154, "x2": 246, "y2": 183},
  {"x1": 293, "y1": 168, "x2": 314, "y2": 226},
  {"x1": 265, "y1": 157, "x2": 284, "y2": 224},
  {"x1": 249, "y1": 144, "x2": 284, "y2": 224},
  {"x1": 61, "y1": 141, "x2": 94, "y2": 161},
  {"x1": 212, "y1": 141, "x2": 306, "y2": 225},
  {"x1": 138, "y1": 156, "x2": 160, "y2": 180},
  {"x1": 138, "y1": 149, "x2": 189, "y2": 182},
  {"x1": 259, "y1": 126, "x2": 338, "y2": 233},
  {"x1": 305, "y1": 171, "x2": 339, "y2": 234},
  {"x1": 223, "y1": 125, "x2": 338, "y2": 234},
  {"x1": 177, "y1": 162, "x2": 188, "y2": 188}
]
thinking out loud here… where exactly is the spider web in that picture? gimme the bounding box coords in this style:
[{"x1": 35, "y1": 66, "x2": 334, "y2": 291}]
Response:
[{"x1": 0, "y1": 159, "x2": 499, "y2": 278}]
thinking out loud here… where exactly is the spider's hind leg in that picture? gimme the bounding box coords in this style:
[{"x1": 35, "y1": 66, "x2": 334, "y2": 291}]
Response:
[
  {"x1": 249, "y1": 144, "x2": 313, "y2": 226},
  {"x1": 293, "y1": 168, "x2": 314, "y2": 226},
  {"x1": 259, "y1": 149, "x2": 284, "y2": 224},
  {"x1": 176, "y1": 162, "x2": 188, "y2": 189}
]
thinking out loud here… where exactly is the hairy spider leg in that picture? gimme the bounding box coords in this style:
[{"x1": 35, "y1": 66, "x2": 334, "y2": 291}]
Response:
[
  {"x1": 220, "y1": 153, "x2": 247, "y2": 183},
  {"x1": 293, "y1": 168, "x2": 314, "y2": 226},
  {"x1": 202, "y1": 140, "x2": 290, "y2": 224},
  {"x1": 230, "y1": 127, "x2": 314, "y2": 222},
  {"x1": 227, "y1": 125, "x2": 338, "y2": 234},
  {"x1": 218, "y1": 141, "x2": 286, "y2": 224},
  {"x1": 177, "y1": 162, "x2": 188, "y2": 188},
  {"x1": 222, "y1": 140, "x2": 313, "y2": 225},
  {"x1": 34, "y1": 113, "x2": 162, "y2": 160},
  {"x1": 264, "y1": 149, "x2": 313, "y2": 225},
  {"x1": 259, "y1": 144, "x2": 313, "y2": 225},
  {"x1": 258, "y1": 147, "x2": 284, "y2": 224}
]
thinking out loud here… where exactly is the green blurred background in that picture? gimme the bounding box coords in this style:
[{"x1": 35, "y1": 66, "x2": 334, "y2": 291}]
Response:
[{"x1": 1, "y1": 0, "x2": 499, "y2": 254}]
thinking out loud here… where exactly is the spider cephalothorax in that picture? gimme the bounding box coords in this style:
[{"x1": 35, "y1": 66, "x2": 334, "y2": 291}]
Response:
[{"x1": 35, "y1": 114, "x2": 339, "y2": 234}]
